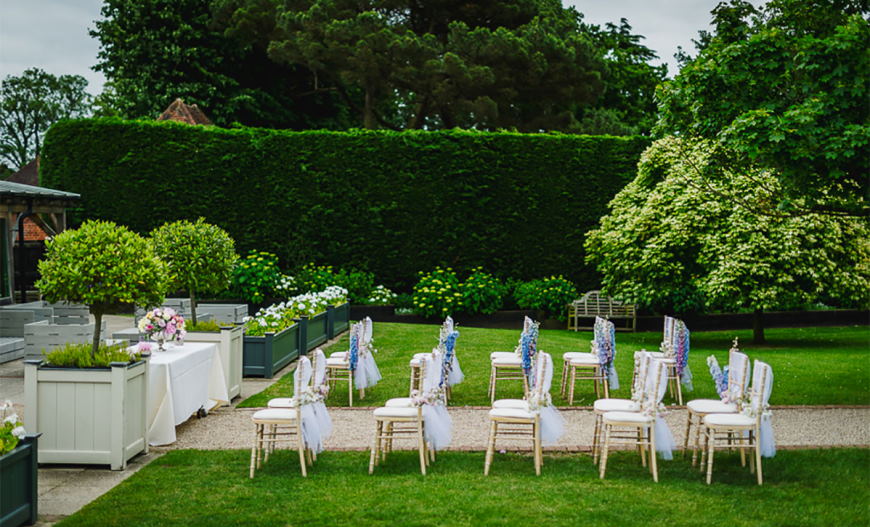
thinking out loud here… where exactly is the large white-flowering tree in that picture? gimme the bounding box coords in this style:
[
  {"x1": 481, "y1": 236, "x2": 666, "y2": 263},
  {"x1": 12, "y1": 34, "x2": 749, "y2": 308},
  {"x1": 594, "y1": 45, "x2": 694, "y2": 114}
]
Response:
[{"x1": 585, "y1": 136, "x2": 870, "y2": 343}]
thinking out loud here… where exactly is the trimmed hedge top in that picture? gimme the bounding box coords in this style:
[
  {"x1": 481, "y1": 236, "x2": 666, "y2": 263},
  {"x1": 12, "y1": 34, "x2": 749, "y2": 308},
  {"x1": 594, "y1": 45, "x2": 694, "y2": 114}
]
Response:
[{"x1": 41, "y1": 118, "x2": 649, "y2": 290}]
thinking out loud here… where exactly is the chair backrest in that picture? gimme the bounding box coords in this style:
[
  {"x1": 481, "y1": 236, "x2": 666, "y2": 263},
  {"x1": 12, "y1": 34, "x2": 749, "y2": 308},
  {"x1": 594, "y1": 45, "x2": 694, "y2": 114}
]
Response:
[
  {"x1": 533, "y1": 351, "x2": 554, "y2": 396},
  {"x1": 728, "y1": 349, "x2": 751, "y2": 400},
  {"x1": 441, "y1": 316, "x2": 454, "y2": 337},
  {"x1": 348, "y1": 323, "x2": 361, "y2": 371},
  {"x1": 311, "y1": 348, "x2": 327, "y2": 388},
  {"x1": 422, "y1": 350, "x2": 443, "y2": 394},
  {"x1": 643, "y1": 359, "x2": 668, "y2": 410},
  {"x1": 593, "y1": 317, "x2": 616, "y2": 366},
  {"x1": 748, "y1": 360, "x2": 773, "y2": 418},
  {"x1": 362, "y1": 317, "x2": 373, "y2": 348},
  {"x1": 520, "y1": 319, "x2": 540, "y2": 379},
  {"x1": 294, "y1": 356, "x2": 313, "y2": 399},
  {"x1": 632, "y1": 351, "x2": 653, "y2": 399}
]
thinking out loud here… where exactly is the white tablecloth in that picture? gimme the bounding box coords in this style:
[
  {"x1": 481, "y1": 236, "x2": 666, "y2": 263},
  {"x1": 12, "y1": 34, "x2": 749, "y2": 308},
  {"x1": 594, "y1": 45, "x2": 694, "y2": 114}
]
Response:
[{"x1": 139, "y1": 342, "x2": 229, "y2": 446}]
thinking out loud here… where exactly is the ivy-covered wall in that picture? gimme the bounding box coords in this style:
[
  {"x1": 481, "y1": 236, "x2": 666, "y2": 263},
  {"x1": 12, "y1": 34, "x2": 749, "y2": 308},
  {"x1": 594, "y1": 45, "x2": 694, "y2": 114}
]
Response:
[{"x1": 42, "y1": 118, "x2": 649, "y2": 289}]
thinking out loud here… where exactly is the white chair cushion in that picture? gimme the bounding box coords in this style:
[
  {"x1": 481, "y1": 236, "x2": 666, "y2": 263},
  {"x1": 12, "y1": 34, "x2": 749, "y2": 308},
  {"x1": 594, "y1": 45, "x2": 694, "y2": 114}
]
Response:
[
  {"x1": 492, "y1": 357, "x2": 523, "y2": 366},
  {"x1": 602, "y1": 411, "x2": 653, "y2": 424},
  {"x1": 330, "y1": 351, "x2": 348, "y2": 359},
  {"x1": 385, "y1": 397, "x2": 413, "y2": 408},
  {"x1": 490, "y1": 351, "x2": 516, "y2": 360},
  {"x1": 563, "y1": 352, "x2": 596, "y2": 361},
  {"x1": 704, "y1": 413, "x2": 755, "y2": 427},
  {"x1": 687, "y1": 399, "x2": 738, "y2": 414},
  {"x1": 267, "y1": 397, "x2": 297, "y2": 409},
  {"x1": 325, "y1": 357, "x2": 348, "y2": 366},
  {"x1": 373, "y1": 406, "x2": 419, "y2": 418},
  {"x1": 492, "y1": 399, "x2": 529, "y2": 410},
  {"x1": 409, "y1": 358, "x2": 422, "y2": 366},
  {"x1": 569, "y1": 356, "x2": 600, "y2": 365},
  {"x1": 489, "y1": 408, "x2": 535, "y2": 420},
  {"x1": 252, "y1": 408, "x2": 298, "y2": 422},
  {"x1": 593, "y1": 399, "x2": 639, "y2": 412}
]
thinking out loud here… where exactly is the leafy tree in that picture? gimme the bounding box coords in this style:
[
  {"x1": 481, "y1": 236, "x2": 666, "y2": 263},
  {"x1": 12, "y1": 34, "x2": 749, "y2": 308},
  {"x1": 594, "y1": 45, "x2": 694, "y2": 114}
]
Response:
[
  {"x1": 91, "y1": 0, "x2": 350, "y2": 129},
  {"x1": 222, "y1": 0, "x2": 605, "y2": 131},
  {"x1": 585, "y1": 137, "x2": 870, "y2": 343},
  {"x1": 36, "y1": 220, "x2": 167, "y2": 358},
  {"x1": 656, "y1": 0, "x2": 870, "y2": 216},
  {"x1": 577, "y1": 18, "x2": 667, "y2": 135},
  {"x1": 0, "y1": 68, "x2": 92, "y2": 169},
  {"x1": 150, "y1": 218, "x2": 238, "y2": 324}
]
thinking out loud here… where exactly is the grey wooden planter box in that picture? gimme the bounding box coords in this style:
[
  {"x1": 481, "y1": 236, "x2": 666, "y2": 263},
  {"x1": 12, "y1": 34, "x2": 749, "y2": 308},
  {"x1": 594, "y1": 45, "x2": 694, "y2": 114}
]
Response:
[
  {"x1": 242, "y1": 323, "x2": 299, "y2": 378},
  {"x1": 198, "y1": 304, "x2": 248, "y2": 324},
  {"x1": 22, "y1": 320, "x2": 106, "y2": 361},
  {"x1": 0, "y1": 338, "x2": 24, "y2": 365},
  {"x1": 0, "y1": 303, "x2": 53, "y2": 325},
  {"x1": 47, "y1": 303, "x2": 89, "y2": 325},
  {"x1": 24, "y1": 358, "x2": 149, "y2": 470},
  {"x1": 307, "y1": 311, "x2": 328, "y2": 350},
  {"x1": 0, "y1": 434, "x2": 40, "y2": 527},
  {"x1": 184, "y1": 325, "x2": 244, "y2": 400},
  {"x1": 0, "y1": 310, "x2": 47, "y2": 338}
]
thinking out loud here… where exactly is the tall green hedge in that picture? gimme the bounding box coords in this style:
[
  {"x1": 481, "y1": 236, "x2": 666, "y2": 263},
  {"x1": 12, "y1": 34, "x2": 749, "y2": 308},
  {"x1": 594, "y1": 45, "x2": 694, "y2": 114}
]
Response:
[{"x1": 42, "y1": 118, "x2": 649, "y2": 290}]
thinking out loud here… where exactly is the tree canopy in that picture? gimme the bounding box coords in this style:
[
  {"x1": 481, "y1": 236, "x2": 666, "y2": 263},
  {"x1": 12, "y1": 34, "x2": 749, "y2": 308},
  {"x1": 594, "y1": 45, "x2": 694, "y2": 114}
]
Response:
[
  {"x1": 91, "y1": 0, "x2": 351, "y2": 129},
  {"x1": 585, "y1": 137, "x2": 870, "y2": 342},
  {"x1": 0, "y1": 68, "x2": 92, "y2": 169},
  {"x1": 656, "y1": 0, "x2": 869, "y2": 217},
  {"x1": 91, "y1": 0, "x2": 664, "y2": 133}
]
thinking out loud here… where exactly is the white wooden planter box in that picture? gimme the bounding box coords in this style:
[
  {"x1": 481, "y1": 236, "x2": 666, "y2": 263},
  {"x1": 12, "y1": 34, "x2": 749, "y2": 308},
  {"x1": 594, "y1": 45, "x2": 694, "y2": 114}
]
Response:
[
  {"x1": 23, "y1": 320, "x2": 107, "y2": 361},
  {"x1": 24, "y1": 357, "x2": 149, "y2": 470},
  {"x1": 184, "y1": 325, "x2": 244, "y2": 401}
]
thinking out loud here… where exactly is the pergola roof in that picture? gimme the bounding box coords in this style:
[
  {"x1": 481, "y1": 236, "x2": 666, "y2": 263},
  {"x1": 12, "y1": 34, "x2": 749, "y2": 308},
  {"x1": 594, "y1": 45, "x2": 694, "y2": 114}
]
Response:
[{"x1": 0, "y1": 180, "x2": 80, "y2": 202}]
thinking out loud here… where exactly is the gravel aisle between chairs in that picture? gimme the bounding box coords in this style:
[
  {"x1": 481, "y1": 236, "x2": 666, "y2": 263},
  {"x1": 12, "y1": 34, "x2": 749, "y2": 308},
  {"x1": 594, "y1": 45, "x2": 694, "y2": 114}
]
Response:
[{"x1": 165, "y1": 406, "x2": 870, "y2": 452}]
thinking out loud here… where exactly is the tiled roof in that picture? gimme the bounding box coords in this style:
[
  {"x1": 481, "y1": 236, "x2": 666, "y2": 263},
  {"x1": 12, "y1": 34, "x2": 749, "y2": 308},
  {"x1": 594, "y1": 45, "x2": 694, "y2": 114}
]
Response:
[
  {"x1": 7, "y1": 158, "x2": 38, "y2": 186},
  {"x1": 156, "y1": 98, "x2": 213, "y2": 125}
]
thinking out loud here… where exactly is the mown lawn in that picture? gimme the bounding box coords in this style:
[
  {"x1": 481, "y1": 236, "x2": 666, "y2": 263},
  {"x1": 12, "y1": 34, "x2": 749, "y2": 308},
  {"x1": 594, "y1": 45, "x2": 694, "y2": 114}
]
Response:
[
  {"x1": 239, "y1": 323, "x2": 870, "y2": 408},
  {"x1": 57, "y1": 449, "x2": 870, "y2": 527}
]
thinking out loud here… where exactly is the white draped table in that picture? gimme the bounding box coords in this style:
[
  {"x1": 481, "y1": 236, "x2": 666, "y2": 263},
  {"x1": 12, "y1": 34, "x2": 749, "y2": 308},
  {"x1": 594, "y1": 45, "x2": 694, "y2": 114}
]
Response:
[{"x1": 135, "y1": 342, "x2": 230, "y2": 446}]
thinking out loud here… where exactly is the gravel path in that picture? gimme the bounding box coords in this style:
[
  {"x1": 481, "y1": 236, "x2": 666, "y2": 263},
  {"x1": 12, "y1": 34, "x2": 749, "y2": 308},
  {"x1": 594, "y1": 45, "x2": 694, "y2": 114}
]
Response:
[{"x1": 165, "y1": 404, "x2": 870, "y2": 452}]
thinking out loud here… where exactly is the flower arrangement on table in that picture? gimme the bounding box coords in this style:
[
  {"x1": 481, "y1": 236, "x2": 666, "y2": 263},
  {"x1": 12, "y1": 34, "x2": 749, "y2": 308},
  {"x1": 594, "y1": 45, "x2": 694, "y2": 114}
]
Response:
[
  {"x1": 137, "y1": 307, "x2": 186, "y2": 350},
  {"x1": 244, "y1": 286, "x2": 349, "y2": 337},
  {"x1": 0, "y1": 400, "x2": 26, "y2": 455}
]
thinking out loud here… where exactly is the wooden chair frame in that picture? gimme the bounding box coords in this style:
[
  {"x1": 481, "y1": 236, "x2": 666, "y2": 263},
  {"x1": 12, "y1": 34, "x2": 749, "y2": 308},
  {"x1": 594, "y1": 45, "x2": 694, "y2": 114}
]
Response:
[
  {"x1": 598, "y1": 361, "x2": 666, "y2": 482},
  {"x1": 564, "y1": 361, "x2": 609, "y2": 405},
  {"x1": 488, "y1": 360, "x2": 529, "y2": 404},
  {"x1": 325, "y1": 361, "x2": 364, "y2": 406},
  {"x1": 484, "y1": 415, "x2": 542, "y2": 476},
  {"x1": 250, "y1": 406, "x2": 312, "y2": 478}
]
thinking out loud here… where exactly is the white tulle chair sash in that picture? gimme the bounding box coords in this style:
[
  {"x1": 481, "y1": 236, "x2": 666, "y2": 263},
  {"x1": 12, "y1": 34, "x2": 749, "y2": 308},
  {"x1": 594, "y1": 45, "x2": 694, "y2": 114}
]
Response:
[
  {"x1": 527, "y1": 352, "x2": 565, "y2": 446},
  {"x1": 418, "y1": 352, "x2": 452, "y2": 450}
]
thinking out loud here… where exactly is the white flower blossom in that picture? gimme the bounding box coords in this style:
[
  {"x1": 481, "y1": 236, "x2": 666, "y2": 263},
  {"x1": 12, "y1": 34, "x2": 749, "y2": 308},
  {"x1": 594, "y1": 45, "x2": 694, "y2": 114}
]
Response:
[{"x1": 11, "y1": 426, "x2": 26, "y2": 439}]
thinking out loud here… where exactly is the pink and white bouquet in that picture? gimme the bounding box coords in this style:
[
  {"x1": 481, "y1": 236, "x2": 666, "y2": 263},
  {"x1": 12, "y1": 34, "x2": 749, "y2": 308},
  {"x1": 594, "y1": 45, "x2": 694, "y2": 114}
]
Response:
[{"x1": 138, "y1": 307, "x2": 186, "y2": 346}]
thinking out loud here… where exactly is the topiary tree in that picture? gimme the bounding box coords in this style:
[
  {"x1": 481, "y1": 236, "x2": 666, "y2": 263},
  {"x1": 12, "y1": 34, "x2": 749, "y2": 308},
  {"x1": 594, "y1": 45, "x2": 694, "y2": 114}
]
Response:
[
  {"x1": 36, "y1": 220, "x2": 167, "y2": 358},
  {"x1": 585, "y1": 136, "x2": 870, "y2": 343},
  {"x1": 149, "y1": 218, "x2": 237, "y2": 325}
]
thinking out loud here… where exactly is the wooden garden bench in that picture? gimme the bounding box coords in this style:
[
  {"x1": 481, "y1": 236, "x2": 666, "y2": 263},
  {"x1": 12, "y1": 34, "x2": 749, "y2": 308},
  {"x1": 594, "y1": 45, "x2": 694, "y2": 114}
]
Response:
[{"x1": 567, "y1": 290, "x2": 636, "y2": 332}]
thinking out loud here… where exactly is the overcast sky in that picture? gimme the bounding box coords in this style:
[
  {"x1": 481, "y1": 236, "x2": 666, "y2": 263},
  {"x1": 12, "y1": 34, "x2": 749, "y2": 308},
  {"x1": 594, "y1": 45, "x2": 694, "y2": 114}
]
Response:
[{"x1": 0, "y1": 0, "x2": 765, "y2": 96}]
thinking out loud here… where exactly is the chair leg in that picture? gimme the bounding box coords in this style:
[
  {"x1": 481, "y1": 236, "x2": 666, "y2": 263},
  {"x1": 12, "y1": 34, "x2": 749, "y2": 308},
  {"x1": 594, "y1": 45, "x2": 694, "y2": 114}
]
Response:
[
  {"x1": 297, "y1": 428, "x2": 308, "y2": 477},
  {"x1": 699, "y1": 427, "x2": 707, "y2": 472},
  {"x1": 534, "y1": 424, "x2": 542, "y2": 476},
  {"x1": 560, "y1": 360, "x2": 568, "y2": 396},
  {"x1": 348, "y1": 374, "x2": 353, "y2": 407},
  {"x1": 489, "y1": 366, "x2": 496, "y2": 403},
  {"x1": 568, "y1": 366, "x2": 577, "y2": 405},
  {"x1": 599, "y1": 425, "x2": 610, "y2": 479},
  {"x1": 683, "y1": 411, "x2": 692, "y2": 459},
  {"x1": 484, "y1": 420, "x2": 496, "y2": 475},
  {"x1": 676, "y1": 376, "x2": 683, "y2": 405},
  {"x1": 692, "y1": 414, "x2": 703, "y2": 466},
  {"x1": 603, "y1": 378, "x2": 609, "y2": 399},
  {"x1": 360, "y1": 388, "x2": 365, "y2": 400},
  {"x1": 249, "y1": 425, "x2": 259, "y2": 478},
  {"x1": 639, "y1": 428, "x2": 647, "y2": 467},
  {"x1": 649, "y1": 425, "x2": 658, "y2": 483},
  {"x1": 754, "y1": 432, "x2": 763, "y2": 486},
  {"x1": 385, "y1": 422, "x2": 394, "y2": 457},
  {"x1": 417, "y1": 421, "x2": 427, "y2": 476},
  {"x1": 592, "y1": 414, "x2": 601, "y2": 464},
  {"x1": 705, "y1": 429, "x2": 715, "y2": 485},
  {"x1": 368, "y1": 421, "x2": 379, "y2": 474}
]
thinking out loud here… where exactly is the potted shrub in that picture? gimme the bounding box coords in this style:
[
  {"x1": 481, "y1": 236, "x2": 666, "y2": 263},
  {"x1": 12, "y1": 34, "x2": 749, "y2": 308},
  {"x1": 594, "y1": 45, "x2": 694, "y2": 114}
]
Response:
[
  {"x1": 26, "y1": 220, "x2": 166, "y2": 469},
  {"x1": 0, "y1": 401, "x2": 38, "y2": 527},
  {"x1": 149, "y1": 218, "x2": 237, "y2": 325}
]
